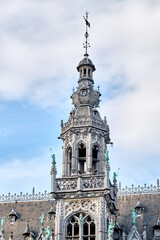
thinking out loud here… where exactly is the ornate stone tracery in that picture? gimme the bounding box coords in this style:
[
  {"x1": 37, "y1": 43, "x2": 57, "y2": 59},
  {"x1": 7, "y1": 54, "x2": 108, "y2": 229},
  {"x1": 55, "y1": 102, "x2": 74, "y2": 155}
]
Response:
[{"x1": 64, "y1": 199, "x2": 97, "y2": 217}]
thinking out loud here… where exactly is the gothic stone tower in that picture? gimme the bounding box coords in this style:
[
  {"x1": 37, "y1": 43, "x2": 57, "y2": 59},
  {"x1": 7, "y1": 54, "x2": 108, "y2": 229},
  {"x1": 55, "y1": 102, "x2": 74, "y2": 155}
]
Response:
[{"x1": 51, "y1": 13, "x2": 118, "y2": 240}]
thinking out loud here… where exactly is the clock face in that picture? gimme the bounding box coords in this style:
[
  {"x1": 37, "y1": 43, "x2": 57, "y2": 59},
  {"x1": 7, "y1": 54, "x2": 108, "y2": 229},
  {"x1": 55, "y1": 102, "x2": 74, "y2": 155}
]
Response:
[{"x1": 80, "y1": 88, "x2": 87, "y2": 96}]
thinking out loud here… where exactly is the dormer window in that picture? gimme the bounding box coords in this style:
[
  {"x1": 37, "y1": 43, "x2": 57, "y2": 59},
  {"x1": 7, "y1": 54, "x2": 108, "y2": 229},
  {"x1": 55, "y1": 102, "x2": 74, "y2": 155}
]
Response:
[
  {"x1": 134, "y1": 201, "x2": 144, "y2": 215},
  {"x1": 9, "y1": 209, "x2": 19, "y2": 224},
  {"x1": 48, "y1": 206, "x2": 56, "y2": 220},
  {"x1": 22, "y1": 222, "x2": 35, "y2": 239}
]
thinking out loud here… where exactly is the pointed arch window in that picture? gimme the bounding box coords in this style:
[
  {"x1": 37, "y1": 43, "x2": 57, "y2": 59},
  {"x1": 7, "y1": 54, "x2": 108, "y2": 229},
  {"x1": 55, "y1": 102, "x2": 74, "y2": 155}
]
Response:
[
  {"x1": 92, "y1": 145, "x2": 99, "y2": 175},
  {"x1": 66, "y1": 213, "x2": 95, "y2": 240},
  {"x1": 78, "y1": 143, "x2": 86, "y2": 174},
  {"x1": 67, "y1": 147, "x2": 72, "y2": 176}
]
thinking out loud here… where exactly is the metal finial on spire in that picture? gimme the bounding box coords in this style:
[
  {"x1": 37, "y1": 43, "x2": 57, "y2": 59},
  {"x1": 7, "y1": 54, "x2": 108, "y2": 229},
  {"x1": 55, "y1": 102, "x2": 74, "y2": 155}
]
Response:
[{"x1": 83, "y1": 11, "x2": 90, "y2": 57}]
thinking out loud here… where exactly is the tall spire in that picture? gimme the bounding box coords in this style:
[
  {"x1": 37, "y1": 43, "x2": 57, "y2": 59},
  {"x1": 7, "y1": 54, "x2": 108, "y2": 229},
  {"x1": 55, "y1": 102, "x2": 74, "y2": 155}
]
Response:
[{"x1": 83, "y1": 11, "x2": 90, "y2": 57}]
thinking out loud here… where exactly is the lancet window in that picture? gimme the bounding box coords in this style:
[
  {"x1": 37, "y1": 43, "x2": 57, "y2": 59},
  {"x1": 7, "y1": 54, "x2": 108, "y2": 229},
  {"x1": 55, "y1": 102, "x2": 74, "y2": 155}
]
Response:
[
  {"x1": 78, "y1": 143, "x2": 86, "y2": 174},
  {"x1": 92, "y1": 145, "x2": 99, "y2": 175},
  {"x1": 67, "y1": 147, "x2": 72, "y2": 176},
  {"x1": 66, "y1": 213, "x2": 95, "y2": 240}
]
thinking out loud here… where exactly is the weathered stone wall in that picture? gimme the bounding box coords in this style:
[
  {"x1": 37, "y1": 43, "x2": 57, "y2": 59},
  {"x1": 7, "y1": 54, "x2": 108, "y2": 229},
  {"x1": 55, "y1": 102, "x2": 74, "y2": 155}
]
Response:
[
  {"x1": 117, "y1": 193, "x2": 160, "y2": 240},
  {"x1": 0, "y1": 200, "x2": 54, "y2": 239}
]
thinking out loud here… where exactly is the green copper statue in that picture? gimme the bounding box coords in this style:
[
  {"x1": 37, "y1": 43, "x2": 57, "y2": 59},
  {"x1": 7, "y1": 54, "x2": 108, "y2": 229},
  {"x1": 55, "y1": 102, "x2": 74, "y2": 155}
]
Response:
[
  {"x1": 131, "y1": 208, "x2": 138, "y2": 227},
  {"x1": 45, "y1": 226, "x2": 51, "y2": 239},
  {"x1": 51, "y1": 154, "x2": 55, "y2": 166},
  {"x1": 113, "y1": 172, "x2": 118, "y2": 182},
  {"x1": 39, "y1": 212, "x2": 45, "y2": 231},
  {"x1": 79, "y1": 213, "x2": 83, "y2": 226},
  {"x1": 0, "y1": 217, "x2": 6, "y2": 231},
  {"x1": 105, "y1": 144, "x2": 113, "y2": 165},
  {"x1": 105, "y1": 150, "x2": 109, "y2": 164},
  {"x1": 108, "y1": 221, "x2": 114, "y2": 235}
]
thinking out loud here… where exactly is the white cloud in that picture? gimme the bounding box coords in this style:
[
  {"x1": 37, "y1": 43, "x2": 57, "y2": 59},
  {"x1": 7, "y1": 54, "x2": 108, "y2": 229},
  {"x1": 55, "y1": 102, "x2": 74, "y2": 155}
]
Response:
[
  {"x1": 0, "y1": 0, "x2": 159, "y2": 188},
  {"x1": 96, "y1": 0, "x2": 160, "y2": 155},
  {"x1": 0, "y1": 144, "x2": 62, "y2": 195}
]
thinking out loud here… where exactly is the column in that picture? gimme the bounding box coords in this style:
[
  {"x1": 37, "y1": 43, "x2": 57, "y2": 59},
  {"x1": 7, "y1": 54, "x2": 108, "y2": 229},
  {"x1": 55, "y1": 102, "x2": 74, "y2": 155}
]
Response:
[
  {"x1": 55, "y1": 200, "x2": 63, "y2": 240},
  {"x1": 71, "y1": 133, "x2": 76, "y2": 175},
  {"x1": 62, "y1": 146, "x2": 66, "y2": 177},
  {"x1": 98, "y1": 197, "x2": 105, "y2": 240},
  {"x1": 87, "y1": 131, "x2": 92, "y2": 174},
  {"x1": 51, "y1": 169, "x2": 56, "y2": 193}
]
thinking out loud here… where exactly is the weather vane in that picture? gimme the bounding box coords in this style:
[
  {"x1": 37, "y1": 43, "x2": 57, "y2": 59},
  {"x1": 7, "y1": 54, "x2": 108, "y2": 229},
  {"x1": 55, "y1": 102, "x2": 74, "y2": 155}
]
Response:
[{"x1": 83, "y1": 11, "x2": 90, "y2": 57}]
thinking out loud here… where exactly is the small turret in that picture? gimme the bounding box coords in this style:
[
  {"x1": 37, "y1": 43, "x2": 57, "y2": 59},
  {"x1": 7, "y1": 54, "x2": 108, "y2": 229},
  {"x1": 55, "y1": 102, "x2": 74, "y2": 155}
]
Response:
[{"x1": 77, "y1": 57, "x2": 95, "y2": 84}]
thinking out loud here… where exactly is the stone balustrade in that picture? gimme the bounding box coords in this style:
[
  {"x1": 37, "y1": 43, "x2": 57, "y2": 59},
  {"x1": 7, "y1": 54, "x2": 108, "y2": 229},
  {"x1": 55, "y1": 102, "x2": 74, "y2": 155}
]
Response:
[
  {"x1": 118, "y1": 179, "x2": 160, "y2": 195},
  {"x1": 61, "y1": 118, "x2": 106, "y2": 132},
  {"x1": 0, "y1": 190, "x2": 50, "y2": 203},
  {"x1": 0, "y1": 179, "x2": 159, "y2": 203},
  {"x1": 56, "y1": 175, "x2": 105, "y2": 192}
]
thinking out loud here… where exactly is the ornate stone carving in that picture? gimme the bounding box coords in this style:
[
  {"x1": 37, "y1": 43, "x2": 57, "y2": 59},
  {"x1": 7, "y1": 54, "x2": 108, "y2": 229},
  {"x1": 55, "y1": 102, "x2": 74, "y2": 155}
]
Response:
[
  {"x1": 83, "y1": 177, "x2": 104, "y2": 189},
  {"x1": 56, "y1": 199, "x2": 64, "y2": 217},
  {"x1": 98, "y1": 197, "x2": 105, "y2": 215},
  {"x1": 56, "y1": 179, "x2": 77, "y2": 191},
  {"x1": 64, "y1": 199, "x2": 97, "y2": 217}
]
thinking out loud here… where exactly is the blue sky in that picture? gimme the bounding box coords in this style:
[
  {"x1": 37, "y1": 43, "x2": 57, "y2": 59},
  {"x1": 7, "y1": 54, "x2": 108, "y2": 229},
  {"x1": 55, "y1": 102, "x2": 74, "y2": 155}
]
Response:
[{"x1": 0, "y1": 0, "x2": 160, "y2": 194}]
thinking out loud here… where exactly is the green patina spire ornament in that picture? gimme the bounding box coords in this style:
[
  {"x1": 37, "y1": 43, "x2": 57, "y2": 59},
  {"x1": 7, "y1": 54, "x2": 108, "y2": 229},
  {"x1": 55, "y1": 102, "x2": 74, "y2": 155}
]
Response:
[
  {"x1": 113, "y1": 172, "x2": 118, "y2": 182},
  {"x1": 0, "y1": 217, "x2": 6, "y2": 231},
  {"x1": 108, "y1": 221, "x2": 114, "y2": 235},
  {"x1": 105, "y1": 150, "x2": 109, "y2": 165},
  {"x1": 80, "y1": 213, "x2": 83, "y2": 227},
  {"x1": 105, "y1": 143, "x2": 113, "y2": 165},
  {"x1": 39, "y1": 212, "x2": 45, "y2": 232},
  {"x1": 45, "y1": 226, "x2": 51, "y2": 239},
  {"x1": 131, "y1": 208, "x2": 138, "y2": 227},
  {"x1": 51, "y1": 153, "x2": 56, "y2": 166}
]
